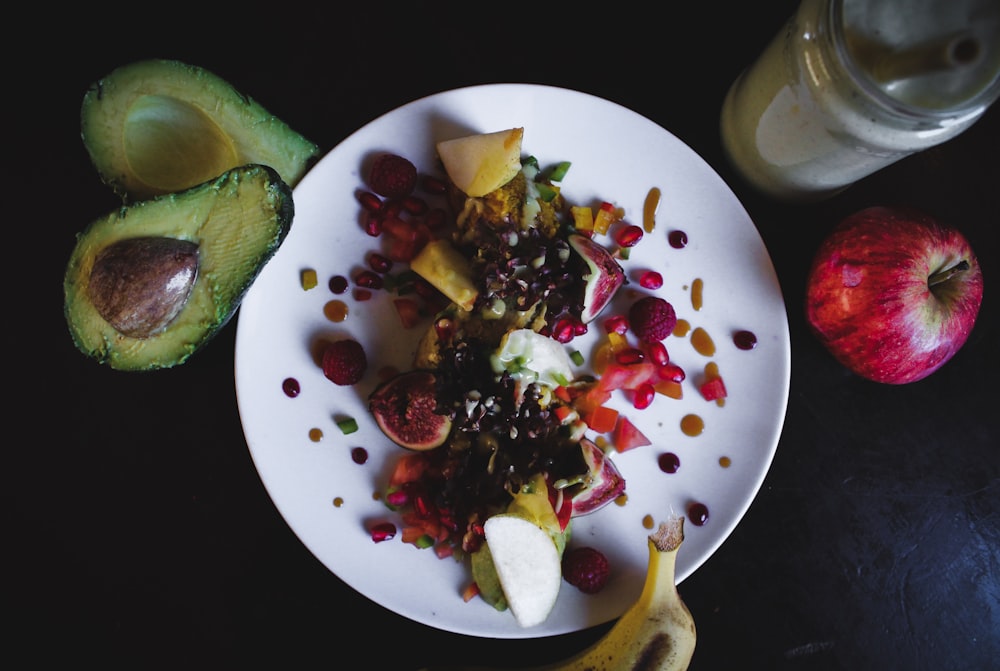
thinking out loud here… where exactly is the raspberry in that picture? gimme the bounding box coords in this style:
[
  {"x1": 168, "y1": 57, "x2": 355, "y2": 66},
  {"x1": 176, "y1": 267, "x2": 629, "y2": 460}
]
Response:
[
  {"x1": 321, "y1": 339, "x2": 368, "y2": 385},
  {"x1": 367, "y1": 153, "x2": 417, "y2": 199},
  {"x1": 562, "y1": 546, "x2": 610, "y2": 594},
  {"x1": 628, "y1": 296, "x2": 677, "y2": 344}
]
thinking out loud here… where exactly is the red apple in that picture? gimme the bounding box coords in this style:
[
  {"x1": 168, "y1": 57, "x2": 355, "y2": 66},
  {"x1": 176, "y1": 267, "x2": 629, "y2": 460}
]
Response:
[{"x1": 805, "y1": 206, "x2": 983, "y2": 384}]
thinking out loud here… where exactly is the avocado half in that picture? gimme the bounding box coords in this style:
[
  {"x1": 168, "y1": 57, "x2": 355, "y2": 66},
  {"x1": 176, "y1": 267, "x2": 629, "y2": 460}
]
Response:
[
  {"x1": 64, "y1": 164, "x2": 294, "y2": 371},
  {"x1": 81, "y1": 59, "x2": 320, "y2": 201}
]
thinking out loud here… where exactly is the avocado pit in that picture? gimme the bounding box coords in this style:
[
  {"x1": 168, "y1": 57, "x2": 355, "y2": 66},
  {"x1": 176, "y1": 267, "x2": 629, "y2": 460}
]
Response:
[{"x1": 88, "y1": 236, "x2": 199, "y2": 338}]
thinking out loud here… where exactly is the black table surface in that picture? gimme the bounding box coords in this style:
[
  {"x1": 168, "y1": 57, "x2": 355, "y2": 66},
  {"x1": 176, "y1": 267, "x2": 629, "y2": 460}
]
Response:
[{"x1": 10, "y1": 3, "x2": 998, "y2": 669}]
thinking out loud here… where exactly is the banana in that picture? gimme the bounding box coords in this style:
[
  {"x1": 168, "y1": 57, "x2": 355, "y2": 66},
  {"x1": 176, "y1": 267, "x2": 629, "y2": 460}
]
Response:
[{"x1": 419, "y1": 515, "x2": 696, "y2": 671}]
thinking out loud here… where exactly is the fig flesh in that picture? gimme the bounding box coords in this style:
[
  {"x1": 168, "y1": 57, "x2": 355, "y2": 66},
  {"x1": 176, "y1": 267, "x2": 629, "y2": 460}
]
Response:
[
  {"x1": 369, "y1": 370, "x2": 452, "y2": 450},
  {"x1": 568, "y1": 234, "x2": 626, "y2": 323},
  {"x1": 570, "y1": 438, "x2": 626, "y2": 516}
]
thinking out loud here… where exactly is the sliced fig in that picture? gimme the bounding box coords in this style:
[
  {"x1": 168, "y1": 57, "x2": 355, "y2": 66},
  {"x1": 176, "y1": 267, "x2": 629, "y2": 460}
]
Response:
[
  {"x1": 570, "y1": 438, "x2": 626, "y2": 516},
  {"x1": 568, "y1": 234, "x2": 626, "y2": 323},
  {"x1": 369, "y1": 370, "x2": 452, "y2": 451}
]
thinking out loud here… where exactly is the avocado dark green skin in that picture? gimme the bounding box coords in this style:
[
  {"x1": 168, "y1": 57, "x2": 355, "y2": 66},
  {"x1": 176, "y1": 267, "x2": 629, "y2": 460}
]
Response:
[
  {"x1": 81, "y1": 59, "x2": 320, "y2": 202},
  {"x1": 64, "y1": 164, "x2": 294, "y2": 371}
]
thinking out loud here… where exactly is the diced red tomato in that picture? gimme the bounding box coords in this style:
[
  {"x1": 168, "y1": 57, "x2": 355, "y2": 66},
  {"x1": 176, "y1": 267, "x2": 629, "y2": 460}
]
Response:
[{"x1": 613, "y1": 416, "x2": 652, "y2": 452}]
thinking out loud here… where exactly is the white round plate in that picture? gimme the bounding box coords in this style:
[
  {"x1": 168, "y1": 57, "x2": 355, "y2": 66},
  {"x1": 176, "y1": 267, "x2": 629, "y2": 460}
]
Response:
[{"x1": 235, "y1": 83, "x2": 790, "y2": 639}]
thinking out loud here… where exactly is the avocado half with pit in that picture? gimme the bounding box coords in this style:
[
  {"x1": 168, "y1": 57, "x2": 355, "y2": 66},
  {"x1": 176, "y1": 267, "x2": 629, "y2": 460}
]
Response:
[
  {"x1": 64, "y1": 164, "x2": 294, "y2": 371},
  {"x1": 81, "y1": 59, "x2": 320, "y2": 201}
]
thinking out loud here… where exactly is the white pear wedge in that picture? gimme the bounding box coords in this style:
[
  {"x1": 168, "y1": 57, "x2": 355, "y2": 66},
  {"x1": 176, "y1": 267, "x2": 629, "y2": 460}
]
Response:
[
  {"x1": 436, "y1": 127, "x2": 524, "y2": 197},
  {"x1": 482, "y1": 513, "x2": 562, "y2": 627}
]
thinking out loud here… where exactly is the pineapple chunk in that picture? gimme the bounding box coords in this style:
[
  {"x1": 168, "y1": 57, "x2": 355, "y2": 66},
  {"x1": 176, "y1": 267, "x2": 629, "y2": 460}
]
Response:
[
  {"x1": 436, "y1": 128, "x2": 524, "y2": 197},
  {"x1": 410, "y1": 239, "x2": 479, "y2": 311}
]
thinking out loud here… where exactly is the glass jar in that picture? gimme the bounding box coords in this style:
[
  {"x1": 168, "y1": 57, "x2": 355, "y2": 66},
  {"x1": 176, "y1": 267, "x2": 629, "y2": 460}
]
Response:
[{"x1": 720, "y1": 0, "x2": 1000, "y2": 202}]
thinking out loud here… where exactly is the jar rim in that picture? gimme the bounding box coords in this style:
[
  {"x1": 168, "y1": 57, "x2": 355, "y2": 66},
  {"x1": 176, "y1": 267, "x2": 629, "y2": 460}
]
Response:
[{"x1": 829, "y1": 0, "x2": 1000, "y2": 119}]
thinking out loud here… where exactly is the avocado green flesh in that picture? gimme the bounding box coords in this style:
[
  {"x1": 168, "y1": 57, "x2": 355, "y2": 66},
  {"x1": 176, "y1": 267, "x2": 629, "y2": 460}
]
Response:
[
  {"x1": 82, "y1": 59, "x2": 320, "y2": 201},
  {"x1": 63, "y1": 164, "x2": 294, "y2": 371},
  {"x1": 124, "y1": 94, "x2": 238, "y2": 194}
]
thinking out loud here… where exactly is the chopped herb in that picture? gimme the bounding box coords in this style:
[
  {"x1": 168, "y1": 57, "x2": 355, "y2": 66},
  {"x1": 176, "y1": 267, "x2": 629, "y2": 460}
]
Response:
[{"x1": 337, "y1": 417, "x2": 359, "y2": 434}]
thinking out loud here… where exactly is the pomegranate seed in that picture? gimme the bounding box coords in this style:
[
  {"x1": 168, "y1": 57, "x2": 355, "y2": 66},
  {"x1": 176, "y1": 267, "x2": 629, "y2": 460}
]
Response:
[
  {"x1": 353, "y1": 288, "x2": 373, "y2": 301},
  {"x1": 421, "y1": 174, "x2": 448, "y2": 194},
  {"x1": 357, "y1": 190, "x2": 383, "y2": 213},
  {"x1": 552, "y1": 317, "x2": 576, "y2": 343},
  {"x1": 647, "y1": 341, "x2": 670, "y2": 366},
  {"x1": 424, "y1": 207, "x2": 447, "y2": 230},
  {"x1": 633, "y1": 382, "x2": 656, "y2": 409},
  {"x1": 368, "y1": 252, "x2": 393, "y2": 274},
  {"x1": 574, "y1": 320, "x2": 588, "y2": 336},
  {"x1": 659, "y1": 363, "x2": 686, "y2": 383},
  {"x1": 382, "y1": 200, "x2": 404, "y2": 219},
  {"x1": 370, "y1": 522, "x2": 397, "y2": 543},
  {"x1": 615, "y1": 224, "x2": 644, "y2": 247},
  {"x1": 434, "y1": 317, "x2": 456, "y2": 342},
  {"x1": 363, "y1": 213, "x2": 383, "y2": 237},
  {"x1": 402, "y1": 195, "x2": 428, "y2": 215},
  {"x1": 615, "y1": 347, "x2": 646, "y2": 365},
  {"x1": 413, "y1": 492, "x2": 432, "y2": 518},
  {"x1": 639, "y1": 270, "x2": 663, "y2": 289},
  {"x1": 604, "y1": 314, "x2": 629, "y2": 335},
  {"x1": 385, "y1": 490, "x2": 409, "y2": 507},
  {"x1": 354, "y1": 269, "x2": 383, "y2": 289}
]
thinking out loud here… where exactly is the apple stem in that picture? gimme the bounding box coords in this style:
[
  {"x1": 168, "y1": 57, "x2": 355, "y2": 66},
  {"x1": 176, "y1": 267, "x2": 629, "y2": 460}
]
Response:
[{"x1": 928, "y1": 260, "x2": 970, "y2": 288}]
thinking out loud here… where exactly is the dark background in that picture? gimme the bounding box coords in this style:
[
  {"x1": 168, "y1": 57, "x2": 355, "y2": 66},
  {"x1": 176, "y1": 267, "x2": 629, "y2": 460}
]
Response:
[{"x1": 9, "y1": 2, "x2": 998, "y2": 669}]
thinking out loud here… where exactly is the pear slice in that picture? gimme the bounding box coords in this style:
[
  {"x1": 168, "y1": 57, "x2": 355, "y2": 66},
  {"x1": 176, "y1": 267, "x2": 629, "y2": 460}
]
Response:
[
  {"x1": 409, "y1": 239, "x2": 479, "y2": 311},
  {"x1": 482, "y1": 513, "x2": 562, "y2": 627},
  {"x1": 436, "y1": 127, "x2": 524, "y2": 197}
]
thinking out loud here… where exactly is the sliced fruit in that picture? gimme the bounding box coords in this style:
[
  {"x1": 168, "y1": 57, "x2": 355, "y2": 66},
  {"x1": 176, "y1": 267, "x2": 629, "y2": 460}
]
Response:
[
  {"x1": 409, "y1": 239, "x2": 479, "y2": 311},
  {"x1": 81, "y1": 59, "x2": 319, "y2": 201},
  {"x1": 368, "y1": 370, "x2": 452, "y2": 450},
  {"x1": 470, "y1": 543, "x2": 508, "y2": 611},
  {"x1": 436, "y1": 127, "x2": 524, "y2": 197},
  {"x1": 482, "y1": 513, "x2": 563, "y2": 627},
  {"x1": 64, "y1": 164, "x2": 293, "y2": 371},
  {"x1": 570, "y1": 438, "x2": 626, "y2": 516},
  {"x1": 491, "y1": 328, "x2": 575, "y2": 389},
  {"x1": 569, "y1": 234, "x2": 626, "y2": 323},
  {"x1": 506, "y1": 473, "x2": 570, "y2": 549}
]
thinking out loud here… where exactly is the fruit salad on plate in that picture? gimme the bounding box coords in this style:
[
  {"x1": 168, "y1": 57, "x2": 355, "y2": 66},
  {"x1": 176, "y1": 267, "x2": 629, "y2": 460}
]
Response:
[{"x1": 341, "y1": 127, "x2": 691, "y2": 627}]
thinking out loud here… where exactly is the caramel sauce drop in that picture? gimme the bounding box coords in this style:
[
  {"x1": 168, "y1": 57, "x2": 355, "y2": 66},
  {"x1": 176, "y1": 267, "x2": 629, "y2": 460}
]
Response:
[
  {"x1": 719, "y1": 456, "x2": 732, "y2": 468},
  {"x1": 691, "y1": 277, "x2": 704, "y2": 311},
  {"x1": 681, "y1": 413, "x2": 704, "y2": 436},
  {"x1": 691, "y1": 327, "x2": 716, "y2": 356},
  {"x1": 673, "y1": 319, "x2": 691, "y2": 338},
  {"x1": 324, "y1": 300, "x2": 349, "y2": 322},
  {"x1": 642, "y1": 514, "x2": 655, "y2": 529},
  {"x1": 333, "y1": 497, "x2": 344, "y2": 507},
  {"x1": 643, "y1": 187, "x2": 661, "y2": 233},
  {"x1": 308, "y1": 428, "x2": 324, "y2": 442}
]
